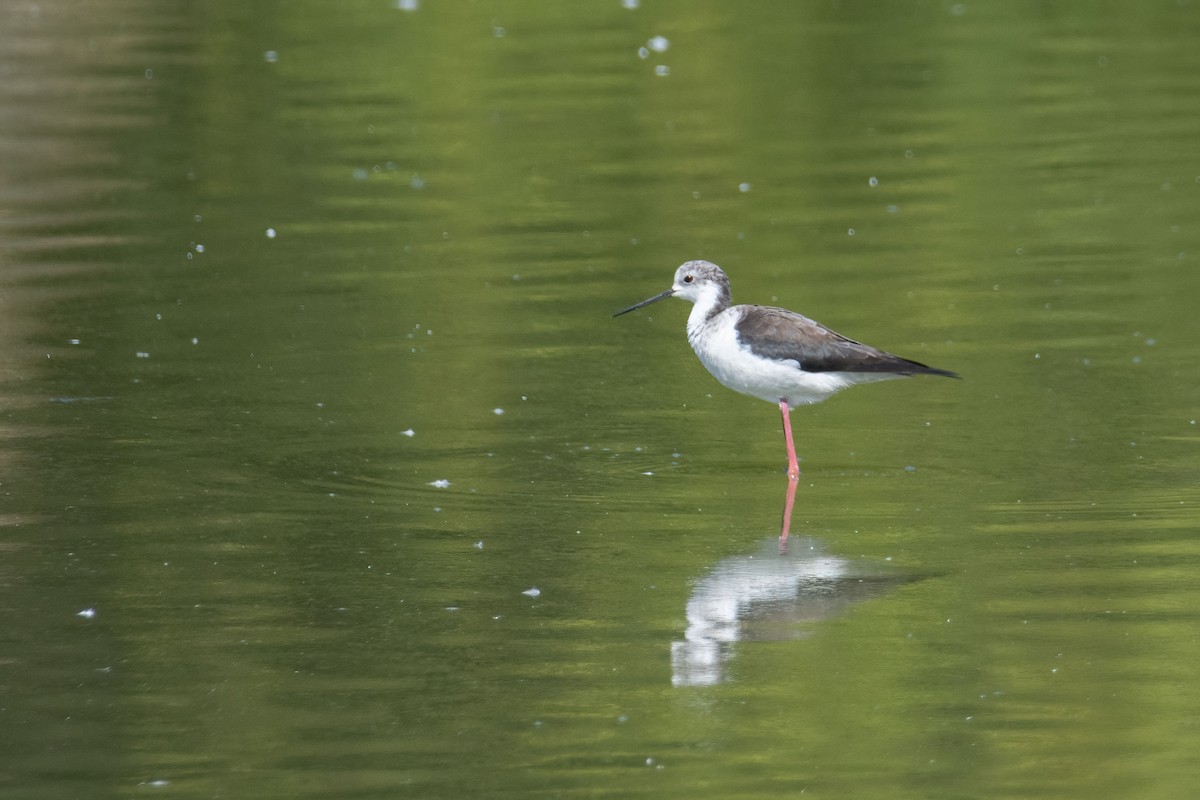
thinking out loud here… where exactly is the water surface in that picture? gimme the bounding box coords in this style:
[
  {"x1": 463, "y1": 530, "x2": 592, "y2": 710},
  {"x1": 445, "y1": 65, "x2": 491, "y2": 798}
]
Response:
[{"x1": 2, "y1": 2, "x2": 1199, "y2": 798}]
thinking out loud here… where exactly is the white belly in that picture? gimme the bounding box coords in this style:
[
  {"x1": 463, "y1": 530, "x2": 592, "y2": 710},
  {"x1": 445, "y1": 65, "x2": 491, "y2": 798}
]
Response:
[{"x1": 686, "y1": 310, "x2": 901, "y2": 406}]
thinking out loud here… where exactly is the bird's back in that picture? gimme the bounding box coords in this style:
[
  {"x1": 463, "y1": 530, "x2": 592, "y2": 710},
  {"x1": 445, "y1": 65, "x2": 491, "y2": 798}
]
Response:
[{"x1": 735, "y1": 305, "x2": 957, "y2": 377}]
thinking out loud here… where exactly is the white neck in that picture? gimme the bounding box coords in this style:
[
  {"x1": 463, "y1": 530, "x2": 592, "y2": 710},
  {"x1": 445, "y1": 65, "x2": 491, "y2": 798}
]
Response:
[{"x1": 684, "y1": 281, "x2": 728, "y2": 341}]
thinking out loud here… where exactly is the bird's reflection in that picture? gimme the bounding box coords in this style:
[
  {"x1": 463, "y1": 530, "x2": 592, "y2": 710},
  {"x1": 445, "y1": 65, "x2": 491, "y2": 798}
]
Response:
[{"x1": 671, "y1": 481, "x2": 918, "y2": 686}]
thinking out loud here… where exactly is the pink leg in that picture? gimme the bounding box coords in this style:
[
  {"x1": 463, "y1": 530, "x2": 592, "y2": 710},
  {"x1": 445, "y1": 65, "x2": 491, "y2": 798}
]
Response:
[
  {"x1": 779, "y1": 400, "x2": 800, "y2": 481},
  {"x1": 778, "y1": 473, "x2": 798, "y2": 554}
]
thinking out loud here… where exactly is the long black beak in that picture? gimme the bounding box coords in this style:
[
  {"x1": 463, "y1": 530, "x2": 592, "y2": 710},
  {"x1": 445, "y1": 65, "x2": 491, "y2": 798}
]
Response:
[{"x1": 612, "y1": 288, "x2": 675, "y2": 318}]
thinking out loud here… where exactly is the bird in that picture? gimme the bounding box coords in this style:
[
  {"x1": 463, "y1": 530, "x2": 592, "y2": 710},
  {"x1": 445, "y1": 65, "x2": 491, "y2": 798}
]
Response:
[{"x1": 613, "y1": 260, "x2": 957, "y2": 479}]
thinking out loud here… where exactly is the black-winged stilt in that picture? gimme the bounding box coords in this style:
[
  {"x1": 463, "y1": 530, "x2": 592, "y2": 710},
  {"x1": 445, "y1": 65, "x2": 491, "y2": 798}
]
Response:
[{"x1": 614, "y1": 260, "x2": 957, "y2": 479}]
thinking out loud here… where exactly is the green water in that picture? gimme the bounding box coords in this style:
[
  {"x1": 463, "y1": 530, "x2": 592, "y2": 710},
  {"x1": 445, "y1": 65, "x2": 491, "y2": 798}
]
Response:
[{"x1": 2, "y1": 2, "x2": 1199, "y2": 798}]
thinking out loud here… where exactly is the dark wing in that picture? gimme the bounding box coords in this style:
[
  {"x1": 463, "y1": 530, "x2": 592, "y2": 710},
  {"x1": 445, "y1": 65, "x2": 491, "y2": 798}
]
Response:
[{"x1": 735, "y1": 305, "x2": 958, "y2": 377}]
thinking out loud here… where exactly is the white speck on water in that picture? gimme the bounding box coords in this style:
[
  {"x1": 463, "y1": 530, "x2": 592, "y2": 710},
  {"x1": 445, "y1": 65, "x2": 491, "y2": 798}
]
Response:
[
  {"x1": 144, "y1": 779, "x2": 171, "y2": 788},
  {"x1": 641, "y1": 471, "x2": 654, "y2": 476},
  {"x1": 622, "y1": 0, "x2": 640, "y2": 8},
  {"x1": 868, "y1": 176, "x2": 879, "y2": 187},
  {"x1": 401, "y1": 428, "x2": 415, "y2": 437},
  {"x1": 353, "y1": 168, "x2": 369, "y2": 181},
  {"x1": 474, "y1": 541, "x2": 484, "y2": 550},
  {"x1": 264, "y1": 50, "x2": 279, "y2": 63},
  {"x1": 655, "y1": 64, "x2": 670, "y2": 76},
  {"x1": 266, "y1": 228, "x2": 277, "y2": 238},
  {"x1": 194, "y1": 243, "x2": 205, "y2": 253},
  {"x1": 522, "y1": 587, "x2": 541, "y2": 597},
  {"x1": 77, "y1": 608, "x2": 96, "y2": 619},
  {"x1": 905, "y1": 465, "x2": 916, "y2": 472},
  {"x1": 648, "y1": 35, "x2": 670, "y2": 52},
  {"x1": 429, "y1": 479, "x2": 451, "y2": 488},
  {"x1": 446, "y1": 606, "x2": 460, "y2": 612},
  {"x1": 493, "y1": 408, "x2": 505, "y2": 415},
  {"x1": 144, "y1": 68, "x2": 154, "y2": 80},
  {"x1": 848, "y1": 228, "x2": 856, "y2": 236},
  {"x1": 68, "y1": 338, "x2": 81, "y2": 345},
  {"x1": 136, "y1": 351, "x2": 150, "y2": 359},
  {"x1": 738, "y1": 182, "x2": 752, "y2": 192},
  {"x1": 395, "y1": 0, "x2": 419, "y2": 10},
  {"x1": 155, "y1": 313, "x2": 162, "y2": 320},
  {"x1": 492, "y1": 23, "x2": 506, "y2": 38},
  {"x1": 191, "y1": 337, "x2": 199, "y2": 345},
  {"x1": 638, "y1": 46, "x2": 650, "y2": 59}
]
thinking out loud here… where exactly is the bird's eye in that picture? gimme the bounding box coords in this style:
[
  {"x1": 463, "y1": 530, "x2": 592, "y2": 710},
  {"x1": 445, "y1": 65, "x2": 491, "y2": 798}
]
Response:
[{"x1": 683, "y1": 274, "x2": 694, "y2": 283}]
